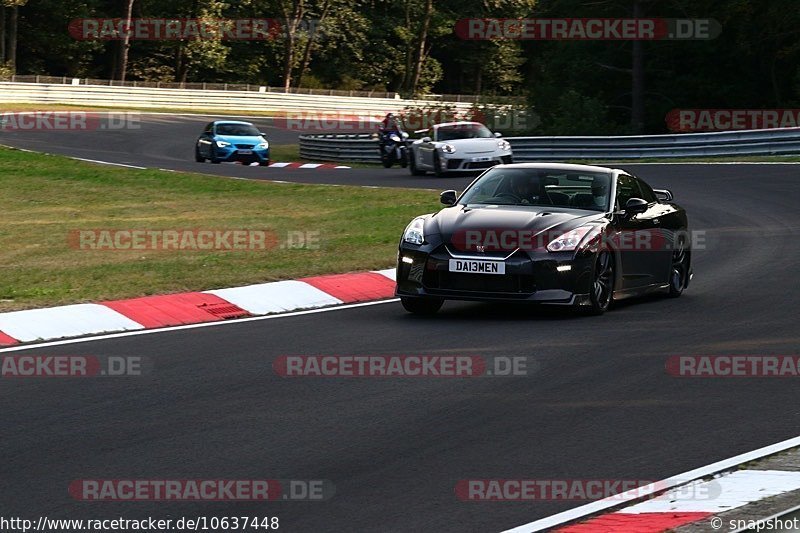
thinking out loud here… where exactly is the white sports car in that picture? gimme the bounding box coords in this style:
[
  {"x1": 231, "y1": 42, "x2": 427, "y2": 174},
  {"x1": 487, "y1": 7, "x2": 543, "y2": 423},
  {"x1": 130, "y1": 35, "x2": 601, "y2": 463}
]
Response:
[{"x1": 408, "y1": 122, "x2": 513, "y2": 176}]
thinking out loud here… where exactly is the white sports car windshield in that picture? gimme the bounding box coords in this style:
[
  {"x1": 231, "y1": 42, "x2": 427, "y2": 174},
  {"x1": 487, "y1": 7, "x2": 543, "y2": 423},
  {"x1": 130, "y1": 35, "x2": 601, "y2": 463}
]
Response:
[
  {"x1": 459, "y1": 168, "x2": 613, "y2": 212},
  {"x1": 436, "y1": 124, "x2": 493, "y2": 141}
]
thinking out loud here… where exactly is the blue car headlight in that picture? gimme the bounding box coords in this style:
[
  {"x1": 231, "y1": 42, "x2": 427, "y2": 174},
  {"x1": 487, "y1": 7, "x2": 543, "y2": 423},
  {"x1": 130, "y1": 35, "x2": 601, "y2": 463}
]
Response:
[
  {"x1": 216, "y1": 140, "x2": 232, "y2": 148},
  {"x1": 256, "y1": 141, "x2": 269, "y2": 150}
]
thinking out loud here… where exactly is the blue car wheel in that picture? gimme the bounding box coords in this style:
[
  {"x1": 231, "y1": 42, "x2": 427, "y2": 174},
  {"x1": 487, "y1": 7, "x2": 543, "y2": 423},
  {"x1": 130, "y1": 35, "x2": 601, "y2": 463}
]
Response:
[{"x1": 209, "y1": 144, "x2": 221, "y2": 164}]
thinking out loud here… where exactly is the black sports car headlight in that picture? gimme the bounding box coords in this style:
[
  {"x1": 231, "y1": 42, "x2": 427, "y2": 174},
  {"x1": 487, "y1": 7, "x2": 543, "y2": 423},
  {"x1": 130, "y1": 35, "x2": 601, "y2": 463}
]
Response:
[
  {"x1": 403, "y1": 217, "x2": 425, "y2": 245},
  {"x1": 546, "y1": 226, "x2": 602, "y2": 253}
]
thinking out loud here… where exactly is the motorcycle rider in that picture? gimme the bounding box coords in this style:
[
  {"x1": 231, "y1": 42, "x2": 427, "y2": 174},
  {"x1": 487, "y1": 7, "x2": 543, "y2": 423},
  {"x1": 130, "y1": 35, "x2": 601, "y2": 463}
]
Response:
[
  {"x1": 378, "y1": 113, "x2": 408, "y2": 166},
  {"x1": 379, "y1": 113, "x2": 403, "y2": 135},
  {"x1": 378, "y1": 113, "x2": 404, "y2": 149}
]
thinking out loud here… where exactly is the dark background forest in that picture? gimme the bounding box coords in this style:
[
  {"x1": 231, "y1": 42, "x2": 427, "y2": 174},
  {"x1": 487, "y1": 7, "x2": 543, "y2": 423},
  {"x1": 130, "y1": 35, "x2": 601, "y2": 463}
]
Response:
[{"x1": 0, "y1": 0, "x2": 797, "y2": 134}]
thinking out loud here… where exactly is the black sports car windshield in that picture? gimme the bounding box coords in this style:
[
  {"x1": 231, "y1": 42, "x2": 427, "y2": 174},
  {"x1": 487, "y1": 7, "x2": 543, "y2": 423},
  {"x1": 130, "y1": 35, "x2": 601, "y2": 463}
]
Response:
[
  {"x1": 215, "y1": 123, "x2": 261, "y2": 136},
  {"x1": 459, "y1": 168, "x2": 613, "y2": 212},
  {"x1": 437, "y1": 124, "x2": 493, "y2": 141}
]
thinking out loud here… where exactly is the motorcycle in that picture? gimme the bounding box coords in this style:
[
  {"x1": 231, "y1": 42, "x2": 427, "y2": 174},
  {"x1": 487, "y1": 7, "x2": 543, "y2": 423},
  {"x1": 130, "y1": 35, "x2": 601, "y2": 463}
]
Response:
[{"x1": 379, "y1": 130, "x2": 409, "y2": 168}]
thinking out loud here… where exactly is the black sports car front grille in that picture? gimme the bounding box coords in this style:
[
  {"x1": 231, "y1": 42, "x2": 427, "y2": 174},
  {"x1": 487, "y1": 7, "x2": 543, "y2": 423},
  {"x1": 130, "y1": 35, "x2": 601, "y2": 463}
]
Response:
[
  {"x1": 424, "y1": 271, "x2": 535, "y2": 294},
  {"x1": 235, "y1": 144, "x2": 255, "y2": 149},
  {"x1": 447, "y1": 159, "x2": 464, "y2": 169}
]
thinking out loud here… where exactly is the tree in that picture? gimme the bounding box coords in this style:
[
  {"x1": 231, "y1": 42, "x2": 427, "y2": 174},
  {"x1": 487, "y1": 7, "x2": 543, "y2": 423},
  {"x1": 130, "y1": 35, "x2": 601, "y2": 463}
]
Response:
[
  {"x1": 116, "y1": 0, "x2": 135, "y2": 81},
  {"x1": 276, "y1": 0, "x2": 305, "y2": 91},
  {"x1": 1, "y1": 0, "x2": 28, "y2": 72},
  {"x1": 407, "y1": 0, "x2": 432, "y2": 95}
]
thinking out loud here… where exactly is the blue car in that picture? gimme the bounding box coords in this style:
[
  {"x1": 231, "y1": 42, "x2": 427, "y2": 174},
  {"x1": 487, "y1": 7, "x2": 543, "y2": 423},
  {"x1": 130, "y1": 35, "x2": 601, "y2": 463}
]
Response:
[{"x1": 195, "y1": 120, "x2": 270, "y2": 166}]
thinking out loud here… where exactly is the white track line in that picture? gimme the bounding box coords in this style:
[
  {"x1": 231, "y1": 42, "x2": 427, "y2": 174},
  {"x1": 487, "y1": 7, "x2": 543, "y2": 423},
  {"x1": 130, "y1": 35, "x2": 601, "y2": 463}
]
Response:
[
  {"x1": 503, "y1": 435, "x2": 800, "y2": 532},
  {"x1": 0, "y1": 299, "x2": 399, "y2": 353},
  {"x1": 70, "y1": 157, "x2": 146, "y2": 169}
]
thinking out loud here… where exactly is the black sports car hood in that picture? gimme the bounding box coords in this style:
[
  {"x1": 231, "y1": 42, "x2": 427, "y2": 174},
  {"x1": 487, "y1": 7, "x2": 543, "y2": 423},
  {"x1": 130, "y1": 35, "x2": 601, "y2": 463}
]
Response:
[{"x1": 427, "y1": 204, "x2": 605, "y2": 253}]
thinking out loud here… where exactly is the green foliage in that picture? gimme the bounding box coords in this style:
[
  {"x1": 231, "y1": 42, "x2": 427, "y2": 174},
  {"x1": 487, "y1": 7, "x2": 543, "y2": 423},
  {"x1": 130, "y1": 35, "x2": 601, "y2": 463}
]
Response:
[
  {"x1": 540, "y1": 90, "x2": 611, "y2": 136},
  {"x1": 0, "y1": 62, "x2": 13, "y2": 80},
  {"x1": 6, "y1": 0, "x2": 800, "y2": 133}
]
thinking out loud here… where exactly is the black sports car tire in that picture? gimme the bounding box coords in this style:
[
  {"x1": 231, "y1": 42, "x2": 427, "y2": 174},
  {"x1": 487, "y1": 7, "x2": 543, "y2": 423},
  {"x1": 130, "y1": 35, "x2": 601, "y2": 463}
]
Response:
[
  {"x1": 585, "y1": 251, "x2": 614, "y2": 315},
  {"x1": 668, "y1": 235, "x2": 689, "y2": 297}
]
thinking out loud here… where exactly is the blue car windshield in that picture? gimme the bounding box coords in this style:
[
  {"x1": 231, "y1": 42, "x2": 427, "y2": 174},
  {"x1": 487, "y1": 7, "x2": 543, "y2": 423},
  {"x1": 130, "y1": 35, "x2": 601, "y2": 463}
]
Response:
[{"x1": 216, "y1": 124, "x2": 261, "y2": 136}]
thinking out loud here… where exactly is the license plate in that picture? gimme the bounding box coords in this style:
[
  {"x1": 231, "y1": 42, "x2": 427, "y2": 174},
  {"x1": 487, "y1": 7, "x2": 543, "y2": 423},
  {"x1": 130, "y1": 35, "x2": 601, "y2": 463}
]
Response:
[
  {"x1": 238, "y1": 149, "x2": 253, "y2": 155},
  {"x1": 471, "y1": 156, "x2": 491, "y2": 162},
  {"x1": 449, "y1": 259, "x2": 505, "y2": 275}
]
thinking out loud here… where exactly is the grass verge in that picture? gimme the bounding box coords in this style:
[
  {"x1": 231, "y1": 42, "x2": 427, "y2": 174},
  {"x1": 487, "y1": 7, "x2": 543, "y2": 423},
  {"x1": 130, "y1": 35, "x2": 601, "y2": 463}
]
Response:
[{"x1": 0, "y1": 146, "x2": 438, "y2": 312}]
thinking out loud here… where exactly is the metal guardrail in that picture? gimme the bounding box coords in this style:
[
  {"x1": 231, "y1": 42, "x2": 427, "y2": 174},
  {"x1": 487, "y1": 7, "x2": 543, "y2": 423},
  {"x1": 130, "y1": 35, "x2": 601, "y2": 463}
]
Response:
[
  {"x1": 507, "y1": 128, "x2": 800, "y2": 160},
  {"x1": 3, "y1": 75, "x2": 399, "y2": 98},
  {"x1": 299, "y1": 128, "x2": 800, "y2": 163},
  {"x1": 299, "y1": 134, "x2": 380, "y2": 163},
  {"x1": 0, "y1": 75, "x2": 523, "y2": 104},
  {"x1": 0, "y1": 82, "x2": 473, "y2": 114}
]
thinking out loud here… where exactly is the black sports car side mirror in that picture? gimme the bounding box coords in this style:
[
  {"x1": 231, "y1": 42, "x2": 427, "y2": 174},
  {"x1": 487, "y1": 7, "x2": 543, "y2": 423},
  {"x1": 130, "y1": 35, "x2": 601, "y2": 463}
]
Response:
[
  {"x1": 625, "y1": 198, "x2": 649, "y2": 215},
  {"x1": 653, "y1": 188, "x2": 674, "y2": 202},
  {"x1": 440, "y1": 190, "x2": 457, "y2": 206}
]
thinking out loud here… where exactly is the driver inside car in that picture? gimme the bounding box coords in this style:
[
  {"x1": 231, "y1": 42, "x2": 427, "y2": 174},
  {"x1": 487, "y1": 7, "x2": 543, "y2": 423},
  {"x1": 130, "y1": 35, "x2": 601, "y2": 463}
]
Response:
[
  {"x1": 507, "y1": 174, "x2": 540, "y2": 204},
  {"x1": 591, "y1": 177, "x2": 609, "y2": 209}
]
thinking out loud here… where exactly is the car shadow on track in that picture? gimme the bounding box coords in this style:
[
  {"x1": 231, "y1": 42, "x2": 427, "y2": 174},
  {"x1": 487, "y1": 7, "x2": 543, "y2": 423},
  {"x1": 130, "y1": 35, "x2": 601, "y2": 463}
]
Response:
[{"x1": 396, "y1": 293, "x2": 673, "y2": 322}]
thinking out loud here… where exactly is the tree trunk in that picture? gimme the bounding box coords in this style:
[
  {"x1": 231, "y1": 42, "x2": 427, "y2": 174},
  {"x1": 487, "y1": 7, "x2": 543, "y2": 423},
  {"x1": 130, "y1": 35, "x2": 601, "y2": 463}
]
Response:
[
  {"x1": 282, "y1": 29, "x2": 294, "y2": 91},
  {"x1": 400, "y1": 0, "x2": 413, "y2": 94},
  {"x1": 408, "y1": 0, "x2": 433, "y2": 96},
  {"x1": 294, "y1": 0, "x2": 330, "y2": 88},
  {"x1": 117, "y1": 0, "x2": 135, "y2": 81},
  {"x1": 8, "y1": 5, "x2": 18, "y2": 71},
  {"x1": 175, "y1": 43, "x2": 189, "y2": 83},
  {"x1": 1, "y1": 7, "x2": 6, "y2": 64},
  {"x1": 630, "y1": 0, "x2": 645, "y2": 133},
  {"x1": 280, "y1": 1, "x2": 305, "y2": 92}
]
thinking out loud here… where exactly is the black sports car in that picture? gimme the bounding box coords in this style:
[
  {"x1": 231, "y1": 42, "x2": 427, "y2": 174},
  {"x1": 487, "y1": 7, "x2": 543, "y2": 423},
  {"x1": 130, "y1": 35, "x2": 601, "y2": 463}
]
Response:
[{"x1": 396, "y1": 163, "x2": 693, "y2": 315}]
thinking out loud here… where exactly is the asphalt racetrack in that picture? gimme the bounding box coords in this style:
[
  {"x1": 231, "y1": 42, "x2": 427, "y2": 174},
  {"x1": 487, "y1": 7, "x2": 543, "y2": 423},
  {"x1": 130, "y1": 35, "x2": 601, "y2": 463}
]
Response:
[{"x1": 1, "y1": 114, "x2": 800, "y2": 532}]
